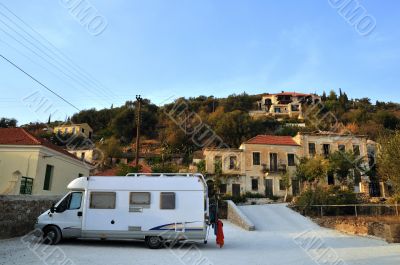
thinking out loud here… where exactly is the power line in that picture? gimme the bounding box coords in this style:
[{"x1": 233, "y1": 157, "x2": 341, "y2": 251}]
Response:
[
  {"x1": 0, "y1": 37, "x2": 96, "y2": 100},
  {"x1": 0, "y1": 3, "x2": 119, "y2": 102},
  {"x1": 0, "y1": 53, "x2": 80, "y2": 111},
  {"x1": 0, "y1": 18, "x2": 110, "y2": 105}
]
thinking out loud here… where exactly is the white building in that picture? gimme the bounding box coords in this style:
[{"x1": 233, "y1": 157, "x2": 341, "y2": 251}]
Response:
[{"x1": 0, "y1": 128, "x2": 91, "y2": 195}]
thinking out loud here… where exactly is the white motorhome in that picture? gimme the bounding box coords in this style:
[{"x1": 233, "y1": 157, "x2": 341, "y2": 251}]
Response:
[{"x1": 35, "y1": 173, "x2": 209, "y2": 248}]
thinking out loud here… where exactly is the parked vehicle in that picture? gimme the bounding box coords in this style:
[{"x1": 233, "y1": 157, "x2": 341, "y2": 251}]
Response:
[{"x1": 35, "y1": 173, "x2": 209, "y2": 248}]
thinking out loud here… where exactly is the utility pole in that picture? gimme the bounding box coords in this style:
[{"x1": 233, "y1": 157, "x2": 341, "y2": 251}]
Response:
[{"x1": 135, "y1": 95, "x2": 142, "y2": 166}]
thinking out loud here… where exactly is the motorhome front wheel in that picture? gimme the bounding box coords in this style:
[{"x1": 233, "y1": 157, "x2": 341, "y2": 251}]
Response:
[
  {"x1": 145, "y1": 236, "x2": 163, "y2": 249},
  {"x1": 42, "y1": 226, "x2": 62, "y2": 245}
]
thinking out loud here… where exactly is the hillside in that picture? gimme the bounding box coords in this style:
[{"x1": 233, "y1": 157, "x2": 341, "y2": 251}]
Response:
[{"x1": 10, "y1": 89, "x2": 400, "y2": 163}]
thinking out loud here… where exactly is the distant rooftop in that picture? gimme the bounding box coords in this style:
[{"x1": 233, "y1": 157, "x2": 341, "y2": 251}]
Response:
[
  {"x1": 263, "y1": 91, "x2": 317, "y2": 97},
  {"x1": 0, "y1": 128, "x2": 83, "y2": 161},
  {"x1": 244, "y1": 135, "x2": 299, "y2": 146}
]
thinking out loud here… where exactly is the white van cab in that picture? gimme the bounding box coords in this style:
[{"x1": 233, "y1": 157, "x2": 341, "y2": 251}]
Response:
[{"x1": 35, "y1": 173, "x2": 209, "y2": 248}]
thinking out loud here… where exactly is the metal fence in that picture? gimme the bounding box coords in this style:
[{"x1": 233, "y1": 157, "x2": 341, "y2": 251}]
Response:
[{"x1": 289, "y1": 204, "x2": 400, "y2": 217}]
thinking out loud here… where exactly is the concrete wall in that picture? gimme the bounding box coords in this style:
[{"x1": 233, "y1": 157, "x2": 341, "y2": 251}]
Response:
[
  {"x1": 0, "y1": 195, "x2": 61, "y2": 239},
  {"x1": 226, "y1": 200, "x2": 255, "y2": 231}
]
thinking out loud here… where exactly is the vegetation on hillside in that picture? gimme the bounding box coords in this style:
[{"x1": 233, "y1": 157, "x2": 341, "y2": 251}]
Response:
[{"x1": 3, "y1": 88, "x2": 398, "y2": 170}]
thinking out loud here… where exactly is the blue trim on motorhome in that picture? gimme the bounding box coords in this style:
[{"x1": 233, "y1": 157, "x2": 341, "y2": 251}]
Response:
[{"x1": 150, "y1": 222, "x2": 203, "y2": 231}]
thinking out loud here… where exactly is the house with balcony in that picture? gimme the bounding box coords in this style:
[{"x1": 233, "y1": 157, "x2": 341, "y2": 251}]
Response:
[
  {"x1": 53, "y1": 123, "x2": 93, "y2": 139},
  {"x1": 202, "y1": 136, "x2": 301, "y2": 197},
  {"x1": 250, "y1": 91, "x2": 321, "y2": 120},
  {"x1": 293, "y1": 131, "x2": 370, "y2": 192},
  {"x1": 203, "y1": 148, "x2": 245, "y2": 196},
  {"x1": 198, "y1": 131, "x2": 370, "y2": 198}
]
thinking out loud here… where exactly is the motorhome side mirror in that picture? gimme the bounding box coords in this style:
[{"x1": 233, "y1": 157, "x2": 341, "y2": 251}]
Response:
[{"x1": 50, "y1": 203, "x2": 55, "y2": 213}]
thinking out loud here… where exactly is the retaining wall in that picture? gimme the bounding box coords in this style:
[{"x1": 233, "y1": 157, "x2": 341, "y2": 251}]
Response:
[
  {"x1": 226, "y1": 200, "x2": 255, "y2": 231},
  {"x1": 0, "y1": 195, "x2": 61, "y2": 239},
  {"x1": 313, "y1": 216, "x2": 400, "y2": 243}
]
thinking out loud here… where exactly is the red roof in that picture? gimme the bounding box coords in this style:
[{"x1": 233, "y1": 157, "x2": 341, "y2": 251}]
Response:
[
  {"x1": 264, "y1": 92, "x2": 313, "y2": 97},
  {"x1": 245, "y1": 135, "x2": 299, "y2": 146},
  {"x1": 0, "y1": 128, "x2": 82, "y2": 162}
]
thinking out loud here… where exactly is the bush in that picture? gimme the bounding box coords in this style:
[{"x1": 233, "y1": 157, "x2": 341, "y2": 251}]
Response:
[
  {"x1": 151, "y1": 163, "x2": 179, "y2": 173},
  {"x1": 116, "y1": 164, "x2": 141, "y2": 175},
  {"x1": 294, "y1": 186, "x2": 359, "y2": 216},
  {"x1": 244, "y1": 192, "x2": 266, "y2": 198},
  {"x1": 221, "y1": 194, "x2": 247, "y2": 204}
]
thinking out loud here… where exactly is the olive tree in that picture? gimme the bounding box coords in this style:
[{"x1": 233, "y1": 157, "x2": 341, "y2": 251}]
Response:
[{"x1": 378, "y1": 131, "x2": 400, "y2": 200}]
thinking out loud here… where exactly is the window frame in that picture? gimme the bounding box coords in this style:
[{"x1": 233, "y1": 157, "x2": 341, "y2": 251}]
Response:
[
  {"x1": 323, "y1": 144, "x2": 331, "y2": 158},
  {"x1": 20, "y1": 176, "x2": 33, "y2": 195},
  {"x1": 338, "y1": 144, "x2": 346, "y2": 152},
  {"x1": 43, "y1": 164, "x2": 54, "y2": 191},
  {"x1": 287, "y1": 153, "x2": 295, "y2": 166},
  {"x1": 129, "y1": 192, "x2": 151, "y2": 210},
  {"x1": 89, "y1": 192, "x2": 116, "y2": 209},
  {"x1": 229, "y1": 156, "x2": 237, "y2": 170},
  {"x1": 68, "y1": 192, "x2": 83, "y2": 210},
  {"x1": 252, "y1": 152, "x2": 261, "y2": 166},
  {"x1": 251, "y1": 178, "x2": 258, "y2": 191},
  {"x1": 160, "y1": 192, "x2": 176, "y2": 210},
  {"x1": 279, "y1": 179, "x2": 285, "y2": 191},
  {"x1": 308, "y1": 143, "x2": 316, "y2": 156},
  {"x1": 219, "y1": 184, "x2": 227, "y2": 194},
  {"x1": 353, "y1": 145, "x2": 360, "y2": 156}
]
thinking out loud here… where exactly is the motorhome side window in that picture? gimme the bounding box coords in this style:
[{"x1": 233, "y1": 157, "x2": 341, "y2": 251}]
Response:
[
  {"x1": 130, "y1": 192, "x2": 151, "y2": 210},
  {"x1": 160, "y1": 192, "x2": 175, "y2": 209},
  {"x1": 56, "y1": 192, "x2": 82, "y2": 212},
  {"x1": 69, "y1": 192, "x2": 83, "y2": 210},
  {"x1": 89, "y1": 192, "x2": 116, "y2": 209}
]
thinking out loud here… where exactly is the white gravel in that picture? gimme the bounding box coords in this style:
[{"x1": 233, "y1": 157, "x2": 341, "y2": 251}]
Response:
[{"x1": 1, "y1": 204, "x2": 400, "y2": 265}]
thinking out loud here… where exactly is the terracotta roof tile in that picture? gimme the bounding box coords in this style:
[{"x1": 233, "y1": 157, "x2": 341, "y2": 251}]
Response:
[
  {"x1": 0, "y1": 128, "x2": 83, "y2": 162},
  {"x1": 245, "y1": 135, "x2": 299, "y2": 146}
]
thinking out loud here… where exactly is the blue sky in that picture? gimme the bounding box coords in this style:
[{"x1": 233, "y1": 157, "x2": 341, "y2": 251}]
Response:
[{"x1": 0, "y1": 0, "x2": 399, "y2": 125}]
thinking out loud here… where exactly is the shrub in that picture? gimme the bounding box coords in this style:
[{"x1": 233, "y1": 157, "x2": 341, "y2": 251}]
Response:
[
  {"x1": 116, "y1": 163, "x2": 141, "y2": 175},
  {"x1": 221, "y1": 194, "x2": 247, "y2": 204},
  {"x1": 244, "y1": 192, "x2": 266, "y2": 198},
  {"x1": 151, "y1": 163, "x2": 179, "y2": 173},
  {"x1": 294, "y1": 186, "x2": 359, "y2": 216}
]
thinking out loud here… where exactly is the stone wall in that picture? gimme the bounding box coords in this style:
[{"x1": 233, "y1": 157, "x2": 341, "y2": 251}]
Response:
[
  {"x1": 0, "y1": 195, "x2": 61, "y2": 239},
  {"x1": 313, "y1": 216, "x2": 400, "y2": 243},
  {"x1": 226, "y1": 200, "x2": 255, "y2": 231}
]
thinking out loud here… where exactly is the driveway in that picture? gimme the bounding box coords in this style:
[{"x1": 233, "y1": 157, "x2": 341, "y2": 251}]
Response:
[{"x1": 1, "y1": 204, "x2": 399, "y2": 265}]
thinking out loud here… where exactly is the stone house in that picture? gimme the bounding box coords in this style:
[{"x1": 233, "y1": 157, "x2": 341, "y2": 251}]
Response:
[
  {"x1": 0, "y1": 128, "x2": 91, "y2": 195},
  {"x1": 200, "y1": 131, "x2": 370, "y2": 197},
  {"x1": 293, "y1": 131, "x2": 370, "y2": 192},
  {"x1": 53, "y1": 123, "x2": 93, "y2": 139},
  {"x1": 250, "y1": 91, "x2": 321, "y2": 120}
]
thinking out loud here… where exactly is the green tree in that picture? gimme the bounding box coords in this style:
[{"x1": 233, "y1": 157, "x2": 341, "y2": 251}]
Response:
[
  {"x1": 374, "y1": 110, "x2": 399, "y2": 130},
  {"x1": 196, "y1": 159, "x2": 206, "y2": 175},
  {"x1": 0, "y1": 117, "x2": 17, "y2": 128},
  {"x1": 295, "y1": 156, "x2": 328, "y2": 190},
  {"x1": 329, "y1": 151, "x2": 362, "y2": 188},
  {"x1": 116, "y1": 164, "x2": 141, "y2": 175},
  {"x1": 377, "y1": 131, "x2": 400, "y2": 200},
  {"x1": 99, "y1": 137, "x2": 122, "y2": 162},
  {"x1": 280, "y1": 171, "x2": 292, "y2": 202},
  {"x1": 151, "y1": 163, "x2": 178, "y2": 173}
]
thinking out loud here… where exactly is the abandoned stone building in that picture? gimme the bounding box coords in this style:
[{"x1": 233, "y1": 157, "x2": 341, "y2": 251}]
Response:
[{"x1": 199, "y1": 131, "x2": 371, "y2": 197}]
